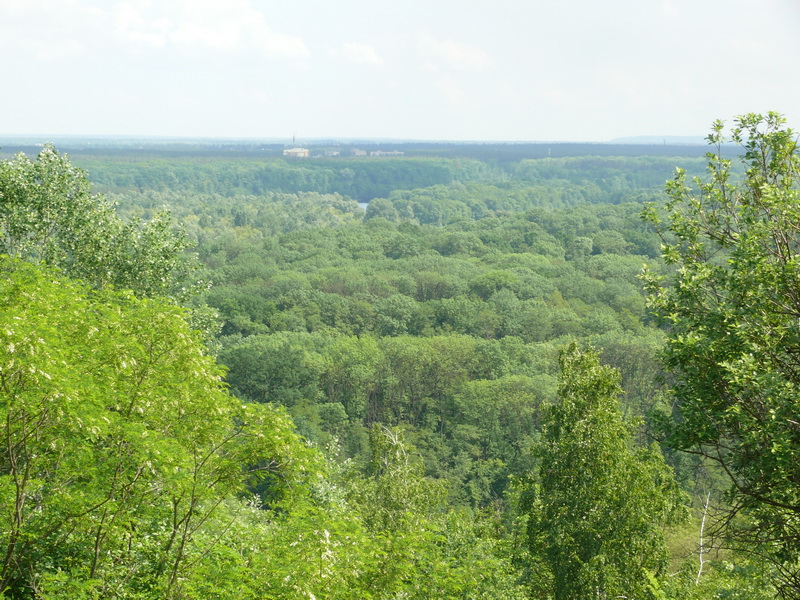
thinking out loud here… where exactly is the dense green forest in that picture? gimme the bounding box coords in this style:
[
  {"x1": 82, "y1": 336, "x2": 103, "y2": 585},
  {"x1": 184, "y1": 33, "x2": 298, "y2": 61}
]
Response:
[{"x1": 0, "y1": 114, "x2": 797, "y2": 598}]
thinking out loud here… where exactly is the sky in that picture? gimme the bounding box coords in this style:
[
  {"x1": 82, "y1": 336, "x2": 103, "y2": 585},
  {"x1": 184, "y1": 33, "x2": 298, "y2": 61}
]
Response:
[{"x1": 1, "y1": 0, "x2": 799, "y2": 142}]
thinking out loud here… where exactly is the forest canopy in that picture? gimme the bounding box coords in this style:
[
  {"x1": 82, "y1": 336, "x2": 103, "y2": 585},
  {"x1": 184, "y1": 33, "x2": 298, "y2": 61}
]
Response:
[{"x1": 0, "y1": 115, "x2": 795, "y2": 598}]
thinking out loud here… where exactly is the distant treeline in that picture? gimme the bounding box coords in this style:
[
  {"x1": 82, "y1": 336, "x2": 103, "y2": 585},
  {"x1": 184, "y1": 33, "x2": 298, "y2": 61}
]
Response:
[{"x1": 50, "y1": 152, "x2": 710, "y2": 204}]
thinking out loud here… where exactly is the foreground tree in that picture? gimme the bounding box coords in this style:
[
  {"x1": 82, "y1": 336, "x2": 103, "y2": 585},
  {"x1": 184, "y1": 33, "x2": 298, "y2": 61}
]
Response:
[
  {"x1": 643, "y1": 112, "x2": 800, "y2": 596},
  {"x1": 0, "y1": 145, "x2": 191, "y2": 298},
  {"x1": 0, "y1": 258, "x2": 313, "y2": 598},
  {"x1": 525, "y1": 343, "x2": 681, "y2": 599}
]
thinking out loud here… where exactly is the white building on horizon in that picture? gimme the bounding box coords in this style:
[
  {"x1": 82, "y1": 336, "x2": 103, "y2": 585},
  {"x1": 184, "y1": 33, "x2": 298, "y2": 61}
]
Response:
[{"x1": 283, "y1": 147, "x2": 310, "y2": 158}]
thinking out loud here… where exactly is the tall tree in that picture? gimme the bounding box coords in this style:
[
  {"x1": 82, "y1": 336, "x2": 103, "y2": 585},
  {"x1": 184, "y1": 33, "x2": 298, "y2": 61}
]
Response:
[
  {"x1": 643, "y1": 112, "x2": 800, "y2": 596},
  {"x1": 526, "y1": 343, "x2": 681, "y2": 599},
  {"x1": 0, "y1": 145, "x2": 191, "y2": 298}
]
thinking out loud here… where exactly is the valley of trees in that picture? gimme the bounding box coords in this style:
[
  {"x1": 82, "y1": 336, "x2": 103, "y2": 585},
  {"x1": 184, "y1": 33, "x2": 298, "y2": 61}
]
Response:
[{"x1": 0, "y1": 113, "x2": 796, "y2": 598}]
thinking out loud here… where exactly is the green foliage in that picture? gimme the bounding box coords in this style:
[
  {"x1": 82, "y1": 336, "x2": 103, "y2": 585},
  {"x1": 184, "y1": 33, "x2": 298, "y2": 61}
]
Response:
[
  {"x1": 342, "y1": 426, "x2": 527, "y2": 599},
  {"x1": 0, "y1": 258, "x2": 314, "y2": 598},
  {"x1": 203, "y1": 196, "x2": 669, "y2": 507},
  {"x1": 643, "y1": 112, "x2": 800, "y2": 595},
  {"x1": 199, "y1": 203, "x2": 658, "y2": 343},
  {"x1": 113, "y1": 189, "x2": 365, "y2": 239},
  {"x1": 80, "y1": 154, "x2": 494, "y2": 202},
  {"x1": 0, "y1": 146, "x2": 192, "y2": 298},
  {"x1": 203, "y1": 427, "x2": 527, "y2": 599},
  {"x1": 526, "y1": 343, "x2": 684, "y2": 599},
  {"x1": 0, "y1": 136, "x2": 778, "y2": 597}
]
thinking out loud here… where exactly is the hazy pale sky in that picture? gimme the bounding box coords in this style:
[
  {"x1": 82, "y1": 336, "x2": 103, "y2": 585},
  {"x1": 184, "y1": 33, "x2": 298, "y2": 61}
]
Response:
[{"x1": 2, "y1": 0, "x2": 799, "y2": 141}]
